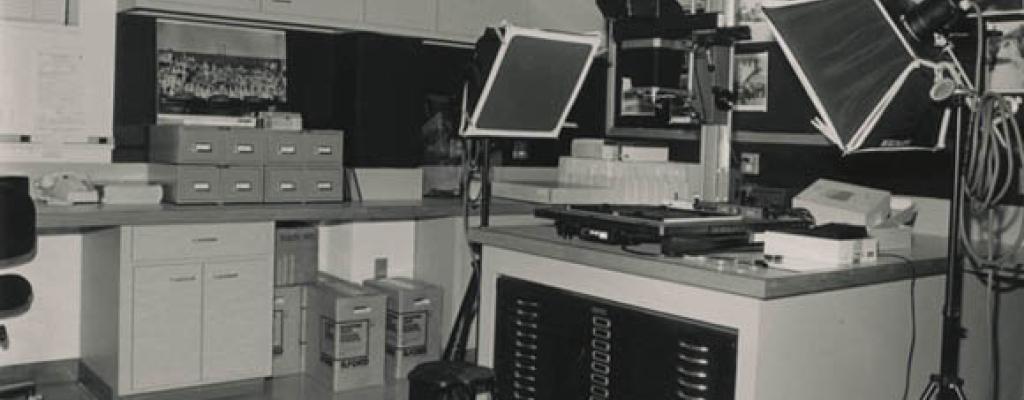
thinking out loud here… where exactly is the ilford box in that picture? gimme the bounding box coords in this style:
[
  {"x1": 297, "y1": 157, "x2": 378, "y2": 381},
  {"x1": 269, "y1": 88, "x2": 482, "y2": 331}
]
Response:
[
  {"x1": 363, "y1": 278, "x2": 443, "y2": 380},
  {"x1": 272, "y1": 285, "x2": 309, "y2": 376},
  {"x1": 275, "y1": 224, "x2": 318, "y2": 286},
  {"x1": 306, "y1": 274, "x2": 387, "y2": 392}
]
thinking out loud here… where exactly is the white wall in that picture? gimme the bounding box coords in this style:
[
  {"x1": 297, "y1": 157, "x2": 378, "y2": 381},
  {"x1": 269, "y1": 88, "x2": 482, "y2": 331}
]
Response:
[
  {"x1": 0, "y1": 234, "x2": 82, "y2": 366},
  {"x1": 0, "y1": 0, "x2": 115, "y2": 142}
]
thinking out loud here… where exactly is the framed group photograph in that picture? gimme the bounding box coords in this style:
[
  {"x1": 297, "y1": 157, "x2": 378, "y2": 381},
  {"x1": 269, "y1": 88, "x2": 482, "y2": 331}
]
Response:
[
  {"x1": 156, "y1": 20, "x2": 288, "y2": 118},
  {"x1": 986, "y1": 17, "x2": 1024, "y2": 93}
]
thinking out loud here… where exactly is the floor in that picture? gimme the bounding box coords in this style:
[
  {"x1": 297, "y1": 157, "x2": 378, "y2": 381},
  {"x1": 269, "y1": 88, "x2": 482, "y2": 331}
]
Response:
[{"x1": 24, "y1": 376, "x2": 408, "y2": 400}]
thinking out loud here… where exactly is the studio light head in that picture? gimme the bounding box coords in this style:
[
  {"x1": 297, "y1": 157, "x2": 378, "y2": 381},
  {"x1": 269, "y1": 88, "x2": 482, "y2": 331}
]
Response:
[{"x1": 901, "y1": 0, "x2": 968, "y2": 43}]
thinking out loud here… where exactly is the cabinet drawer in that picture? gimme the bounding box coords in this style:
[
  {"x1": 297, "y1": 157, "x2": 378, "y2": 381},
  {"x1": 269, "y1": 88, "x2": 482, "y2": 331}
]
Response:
[
  {"x1": 149, "y1": 125, "x2": 225, "y2": 165},
  {"x1": 266, "y1": 132, "x2": 304, "y2": 165},
  {"x1": 163, "y1": 166, "x2": 221, "y2": 204},
  {"x1": 220, "y1": 167, "x2": 264, "y2": 203},
  {"x1": 264, "y1": 167, "x2": 305, "y2": 203},
  {"x1": 131, "y1": 223, "x2": 273, "y2": 262},
  {"x1": 224, "y1": 129, "x2": 266, "y2": 165},
  {"x1": 302, "y1": 131, "x2": 343, "y2": 164},
  {"x1": 304, "y1": 167, "x2": 344, "y2": 202}
]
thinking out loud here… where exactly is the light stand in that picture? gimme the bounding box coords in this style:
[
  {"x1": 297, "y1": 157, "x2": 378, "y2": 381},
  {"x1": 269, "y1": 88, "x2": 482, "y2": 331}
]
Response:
[
  {"x1": 921, "y1": 103, "x2": 969, "y2": 400},
  {"x1": 912, "y1": 1, "x2": 991, "y2": 398}
]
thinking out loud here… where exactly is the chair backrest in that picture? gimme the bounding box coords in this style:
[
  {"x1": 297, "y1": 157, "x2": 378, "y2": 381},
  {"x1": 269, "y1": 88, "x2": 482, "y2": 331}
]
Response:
[
  {"x1": 0, "y1": 275, "x2": 32, "y2": 318},
  {"x1": 0, "y1": 175, "x2": 37, "y2": 267}
]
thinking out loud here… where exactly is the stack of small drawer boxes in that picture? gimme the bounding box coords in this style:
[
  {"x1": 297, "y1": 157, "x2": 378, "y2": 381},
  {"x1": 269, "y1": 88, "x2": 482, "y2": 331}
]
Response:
[{"x1": 150, "y1": 125, "x2": 344, "y2": 203}]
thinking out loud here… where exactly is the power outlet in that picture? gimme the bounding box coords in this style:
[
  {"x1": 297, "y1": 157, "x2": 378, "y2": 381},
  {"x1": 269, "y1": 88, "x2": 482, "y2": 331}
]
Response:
[{"x1": 740, "y1": 152, "x2": 760, "y2": 175}]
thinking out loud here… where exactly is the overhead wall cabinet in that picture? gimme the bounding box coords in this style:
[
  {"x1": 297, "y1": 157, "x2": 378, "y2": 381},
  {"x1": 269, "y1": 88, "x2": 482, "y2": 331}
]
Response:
[
  {"x1": 80, "y1": 222, "x2": 274, "y2": 398},
  {"x1": 158, "y1": 0, "x2": 260, "y2": 11},
  {"x1": 364, "y1": 0, "x2": 437, "y2": 32},
  {"x1": 260, "y1": 0, "x2": 363, "y2": 23},
  {"x1": 118, "y1": 0, "x2": 606, "y2": 43}
]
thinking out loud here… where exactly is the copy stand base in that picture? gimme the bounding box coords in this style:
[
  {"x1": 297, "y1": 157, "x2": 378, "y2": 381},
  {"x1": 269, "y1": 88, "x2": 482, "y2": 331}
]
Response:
[{"x1": 920, "y1": 374, "x2": 967, "y2": 400}]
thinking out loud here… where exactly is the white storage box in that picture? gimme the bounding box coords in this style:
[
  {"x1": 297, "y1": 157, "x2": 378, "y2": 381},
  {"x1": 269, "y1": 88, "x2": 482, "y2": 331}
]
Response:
[{"x1": 319, "y1": 221, "x2": 416, "y2": 283}]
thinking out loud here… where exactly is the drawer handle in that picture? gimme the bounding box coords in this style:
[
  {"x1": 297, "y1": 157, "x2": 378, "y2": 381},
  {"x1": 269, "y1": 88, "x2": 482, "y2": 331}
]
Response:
[
  {"x1": 278, "y1": 145, "x2": 297, "y2": 155},
  {"x1": 193, "y1": 181, "x2": 212, "y2": 192},
  {"x1": 677, "y1": 378, "x2": 708, "y2": 392},
  {"x1": 170, "y1": 276, "x2": 197, "y2": 282},
  {"x1": 193, "y1": 142, "x2": 213, "y2": 153},
  {"x1": 316, "y1": 181, "x2": 334, "y2": 191},
  {"x1": 192, "y1": 237, "x2": 219, "y2": 243},
  {"x1": 352, "y1": 306, "x2": 371, "y2": 314},
  {"x1": 235, "y1": 144, "x2": 255, "y2": 154},
  {"x1": 316, "y1": 145, "x2": 333, "y2": 155},
  {"x1": 677, "y1": 353, "x2": 709, "y2": 365},
  {"x1": 676, "y1": 366, "x2": 708, "y2": 379},
  {"x1": 272, "y1": 0, "x2": 292, "y2": 3},
  {"x1": 675, "y1": 390, "x2": 706, "y2": 400},
  {"x1": 678, "y1": 340, "x2": 710, "y2": 353},
  {"x1": 234, "y1": 181, "x2": 253, "y2": 192},
  {"x1": 279, "y1": 181, "x2": 297, "y2": 191},
  {"x1": 214, "y1": 273, "x2": 239, "y2": 280}
]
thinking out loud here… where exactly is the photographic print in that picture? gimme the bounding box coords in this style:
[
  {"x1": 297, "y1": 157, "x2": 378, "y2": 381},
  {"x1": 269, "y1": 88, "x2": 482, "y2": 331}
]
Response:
[
  {"x1": 987, "y1": 19, "x2": 1024, "y2": 93},
  {"x1": 735, "y1": 51, "x2": 769, "y2": 112},
  {"x1": 157, "y1": 20, "x2": 287, "y2": 117}
]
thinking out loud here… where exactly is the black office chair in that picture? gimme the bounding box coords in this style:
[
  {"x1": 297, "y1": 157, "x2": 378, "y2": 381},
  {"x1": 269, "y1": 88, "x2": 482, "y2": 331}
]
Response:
[{"x1": 0, "y1": 176, "x2": 38, "y2": 399}]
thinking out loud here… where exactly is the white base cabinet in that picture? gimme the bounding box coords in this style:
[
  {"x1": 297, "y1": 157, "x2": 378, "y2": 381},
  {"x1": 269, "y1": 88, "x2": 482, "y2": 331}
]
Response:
[{"x1": 81, "y1": 222, "x2": 274, "y2": 398}]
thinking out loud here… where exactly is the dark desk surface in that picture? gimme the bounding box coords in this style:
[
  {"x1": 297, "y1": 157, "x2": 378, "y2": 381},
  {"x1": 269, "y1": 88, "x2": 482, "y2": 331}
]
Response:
[
  {"x1": 36, "y1": 198, "x2": 536, "y2": 231},
  {"x1": 469, "y1": 225, "x2": 948, "y2": 299}
]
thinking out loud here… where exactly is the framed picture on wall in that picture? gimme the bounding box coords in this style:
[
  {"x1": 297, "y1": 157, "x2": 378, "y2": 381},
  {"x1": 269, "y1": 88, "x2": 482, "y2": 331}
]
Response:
[
  {"x1": 986, "y1": 17, "x2": 1024, "y2": 93},
  {"x1": 735, "y1": 51, "x2": 769, "y2": 111},
  {"x1": 156, "y1": 20, "x2": 287, "y2": 119}
]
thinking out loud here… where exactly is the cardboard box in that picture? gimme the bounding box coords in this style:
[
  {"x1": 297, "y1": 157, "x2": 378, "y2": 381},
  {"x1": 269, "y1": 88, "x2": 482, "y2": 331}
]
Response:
[
  {"x1": 306, "y1": 275, "x2": 387, "y2": 392},
  {"x1": 275, "y1": 225, "x2": 318, "y2": 286},
  {"x1": 318, "y1": 221, "x2": 416, "y2": 283},
  {"x1": 363, "y1": 278, "x2": 443, "y2": 380},
  {"x1": 272, "y1": 285, "x2": 308, "y2": 376}
]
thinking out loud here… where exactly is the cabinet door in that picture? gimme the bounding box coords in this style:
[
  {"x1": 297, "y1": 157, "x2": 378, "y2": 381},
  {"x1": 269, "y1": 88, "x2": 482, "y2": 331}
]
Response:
[
  {"x1": 202, "y1": 260, "x2": 274, "y2": 382},
  {"x1": 522, "y1": 0, "x2": 604, "y2": 32},
  {"x1": 437, "y1": 0, "x2": 489, "y2": 38},
  {"x1": 261, "y1": 0, "x2": 363, "y2": 22},
  {"x1": 364, "y1": 0, "x2": 439, "y2": 32},
  {"x1": 132, "y1": 263, "x2": 203, "y2": 390},
  {"x1": 159, "y1": 0, "x2": 261, "y2": 11}
]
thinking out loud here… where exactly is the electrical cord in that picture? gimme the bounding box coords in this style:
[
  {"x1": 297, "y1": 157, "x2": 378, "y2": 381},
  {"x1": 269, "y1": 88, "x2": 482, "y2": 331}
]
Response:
[
  {"x1": 880, "y1": 253, "x2": 917, "y2": 400},
  {"x1": 957, "y1": 5, "x2": 1024, "y2": 289}
]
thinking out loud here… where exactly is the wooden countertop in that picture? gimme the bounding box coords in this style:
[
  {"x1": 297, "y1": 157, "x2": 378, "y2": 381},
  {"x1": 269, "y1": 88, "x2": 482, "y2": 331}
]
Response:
[
  {"x1": 468, "y1": 225, "x2": 949, "y2": 299},
  {"x1": 36, "y1": 198, "x2": 536, "y2": 231}
]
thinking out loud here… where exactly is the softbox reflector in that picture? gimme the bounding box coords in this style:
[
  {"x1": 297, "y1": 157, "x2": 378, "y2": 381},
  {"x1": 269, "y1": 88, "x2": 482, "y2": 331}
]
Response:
[
  {"x1": 762, "y1": 0, "x2": 953, "y2": 153},
  {"x1": 462, "y1": 25, "x2": 602, "y2": 139}
]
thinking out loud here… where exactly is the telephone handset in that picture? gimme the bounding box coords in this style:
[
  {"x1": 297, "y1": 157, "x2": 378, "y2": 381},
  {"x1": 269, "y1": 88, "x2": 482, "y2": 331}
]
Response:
[{"x1": 35, "y1": 172, "x2": 99, "y2": 205}]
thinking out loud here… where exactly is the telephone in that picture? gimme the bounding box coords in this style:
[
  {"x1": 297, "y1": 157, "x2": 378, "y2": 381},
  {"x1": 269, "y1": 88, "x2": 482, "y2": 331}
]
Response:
[{"x1": 36, "y1": 172, "x2": 99, "y2": 205}]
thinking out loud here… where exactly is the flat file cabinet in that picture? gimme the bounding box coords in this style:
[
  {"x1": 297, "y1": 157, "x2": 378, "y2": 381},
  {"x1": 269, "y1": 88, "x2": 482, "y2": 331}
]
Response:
[{"x1": 80, "y1": 222, "x2": 274, "y2": 398}]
